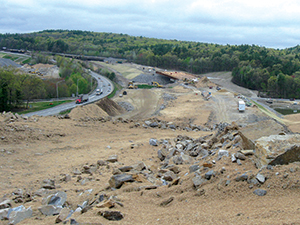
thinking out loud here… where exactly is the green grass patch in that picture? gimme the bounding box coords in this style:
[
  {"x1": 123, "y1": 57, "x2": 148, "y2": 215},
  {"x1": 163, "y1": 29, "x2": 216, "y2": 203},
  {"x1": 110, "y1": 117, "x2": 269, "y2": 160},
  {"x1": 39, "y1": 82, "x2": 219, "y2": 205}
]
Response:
[
  {"x1": 59, "y1": 109, "x2": 72, "y2": 115},
  {"x1": 22, "y1": 58, "x2": 31, "y2": 64},
  {"x1": 18, "y1": 100, "x2": 73, "y2": 114},
  {"x1": 3, "y1": 55, "x2": 18, "y2": 61},
  {"x1": 137, "y1": 84, "x2": 153, "y2": 89},
  {"x1": 107, "y1": 82, "x2": 122, "y2": 99}
]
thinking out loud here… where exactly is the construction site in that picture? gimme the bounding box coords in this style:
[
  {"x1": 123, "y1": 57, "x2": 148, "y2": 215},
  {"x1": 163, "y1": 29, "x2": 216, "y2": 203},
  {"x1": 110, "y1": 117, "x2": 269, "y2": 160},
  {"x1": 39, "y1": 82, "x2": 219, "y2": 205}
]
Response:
[{"x1": 1, "y1": 61, "x2": 300, "y2": 224}]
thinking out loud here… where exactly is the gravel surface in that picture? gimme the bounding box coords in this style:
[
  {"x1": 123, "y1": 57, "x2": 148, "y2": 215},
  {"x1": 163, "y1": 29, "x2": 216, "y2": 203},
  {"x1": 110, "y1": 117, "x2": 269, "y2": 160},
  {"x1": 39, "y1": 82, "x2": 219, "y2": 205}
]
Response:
[
  {"x1": 118, "y1": 101, "x2": 134, "y2": 111},
  {"x1": 0, "y1": 58, "x2": 21, "y2": 68},
  {"x1": 132, "y1": 73, "x2": 172, "y2": 85}
]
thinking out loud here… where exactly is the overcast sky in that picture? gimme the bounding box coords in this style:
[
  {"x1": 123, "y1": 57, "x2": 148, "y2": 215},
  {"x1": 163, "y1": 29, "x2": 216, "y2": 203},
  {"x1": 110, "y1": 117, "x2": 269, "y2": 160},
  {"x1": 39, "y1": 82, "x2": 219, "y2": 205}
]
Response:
[{"x1": 1, "y1": 0, "x2": 300, "y2": 49}]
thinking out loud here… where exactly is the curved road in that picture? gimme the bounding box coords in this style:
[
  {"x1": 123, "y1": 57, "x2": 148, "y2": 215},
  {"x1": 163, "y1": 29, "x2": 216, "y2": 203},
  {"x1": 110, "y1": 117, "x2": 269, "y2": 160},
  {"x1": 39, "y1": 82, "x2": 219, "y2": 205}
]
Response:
[{"x1": 24, "y1": 71, "x2": 113, "y2": 117}]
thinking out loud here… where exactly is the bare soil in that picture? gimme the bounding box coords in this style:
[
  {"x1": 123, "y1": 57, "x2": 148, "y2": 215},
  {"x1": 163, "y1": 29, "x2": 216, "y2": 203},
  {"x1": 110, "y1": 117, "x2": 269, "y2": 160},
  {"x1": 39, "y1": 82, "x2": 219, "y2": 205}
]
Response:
[{"x1": 1, "y1": 72, "x2": 300, "y2": 225}]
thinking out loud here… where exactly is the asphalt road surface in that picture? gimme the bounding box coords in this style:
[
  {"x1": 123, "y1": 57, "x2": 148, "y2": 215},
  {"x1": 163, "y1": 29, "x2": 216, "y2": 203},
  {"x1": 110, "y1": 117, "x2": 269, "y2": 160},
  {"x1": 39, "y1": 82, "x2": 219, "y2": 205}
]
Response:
[{"x1": 24, "y1": 71, "x2": 113, "y2": 117}]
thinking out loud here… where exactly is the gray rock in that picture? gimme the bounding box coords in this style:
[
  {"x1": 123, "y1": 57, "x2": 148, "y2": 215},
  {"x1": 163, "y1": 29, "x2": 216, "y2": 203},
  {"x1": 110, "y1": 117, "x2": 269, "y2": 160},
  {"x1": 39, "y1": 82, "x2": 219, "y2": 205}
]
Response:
[
  {"x1": 235, "y1": 152, "x2": 246, "y2": 160},
  {"x1": 0, "y1": 199, "x2": 11, "y2": 209},
  {"x1": 107, "y1": 155, "x2": 118, "y2": 163},
  {"x1": 133, "y1": 161, "x2": 147, "y2": 171},
  {"x1": 0, "y1": 208, "x2": 9, "y2": 220},
  {"x1": 42, "y1": 179, "x2": 55, "y2": 189},
  {"x1": 189, "y1": 165, "x2": 200, "y2": 173},
  {"x1": 149, "y1": 122, "x2": 159, "y2": 128},
  {"x1": 205, "y1": 170, "x2": 215, "y2": 180},
  {"x1": 256, "y1": 173, "x2": 266, "y2": 184},
  {"x1": 172, "y1": 155, "x2": 183, "y2": 165},
  {"x1": 55, "y1": 208, "x2": 72, "y2": 223},
  {"x1": 231, "y1": 154, "x2": 237, "y2": 162},
  {"x1": 118, "y1": 166, "x2": 133, "y2": 172},
  {"x1": 236, "y1": 159, "x2": 242, "y2": 165},
  {"x1": 157, "y1": 150, "x2": 165, "y2": 161},
  {"x1": 218, "y1": 150, "x2": 229, "y2": 160},
  {"x1": 144, "y1": 120, "x2": 152, "y2": 126},
  {"x1": 149, "y1": 139, "x2": 158, "y2": 146},
  {"x1": 38, "y1": 205, "x2": 62, "y2": 216},
  {"x1": 162, "y1": 171, "x2": 177, "y2": 182},
  {"x1": 100, "y1": 210, "x2": 124, "y2": 221},
  {"x1": 46, "y1": 191, "x2": 67, "y2": 206},
  {"x1": 253, "y1": 189, "x2": 267, "y2": 196},
  {"x1": 225, "y1": 180, "x2": 231, "y2": 186},
  {"x1": 8, "y1": 206, "x2": 32, "y2": 225},
  {"x1": 235, "y1": 174, "x2": 248, "y2": 182},
  {"x1": 109, "y1": 174, "x2": 134, "y2": 189},
  {"x1": 192, "y1": 175, "x2": 206, "y2": 188}
]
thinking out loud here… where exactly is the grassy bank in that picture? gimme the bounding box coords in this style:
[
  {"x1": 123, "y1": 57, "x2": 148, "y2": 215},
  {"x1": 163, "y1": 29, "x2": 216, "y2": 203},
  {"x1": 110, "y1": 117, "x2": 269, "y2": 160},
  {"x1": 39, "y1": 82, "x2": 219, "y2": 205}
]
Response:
[{"x1": 18, "y1": 100, "x2": 73, "y2": 114}]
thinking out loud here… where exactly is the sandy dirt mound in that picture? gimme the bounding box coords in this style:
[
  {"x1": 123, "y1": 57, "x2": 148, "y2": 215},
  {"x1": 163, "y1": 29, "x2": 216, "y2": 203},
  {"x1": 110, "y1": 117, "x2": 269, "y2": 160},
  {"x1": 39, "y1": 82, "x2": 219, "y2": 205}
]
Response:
[
  {"x1": 69, "y1": 103, "x2": 109, "y2": 120},
  {"x1": 96, "y1": 97, "x2": 125, "y2": 116},
  {"x1": 284, "y1": 114, "x2": 300, "y2": 133}
]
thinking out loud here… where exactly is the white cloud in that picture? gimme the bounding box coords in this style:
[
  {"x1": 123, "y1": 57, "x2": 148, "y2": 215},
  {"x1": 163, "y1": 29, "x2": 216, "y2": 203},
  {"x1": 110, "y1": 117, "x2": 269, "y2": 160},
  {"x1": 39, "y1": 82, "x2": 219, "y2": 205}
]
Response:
[{"x1": 1, "y1": 0, "x2": 300, "y2": 48}]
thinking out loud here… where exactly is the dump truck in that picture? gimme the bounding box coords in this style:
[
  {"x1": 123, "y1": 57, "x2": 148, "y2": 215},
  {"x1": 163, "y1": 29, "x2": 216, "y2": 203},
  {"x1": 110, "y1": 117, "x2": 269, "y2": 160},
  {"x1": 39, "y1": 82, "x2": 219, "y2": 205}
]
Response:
[
  {"x1": 76, "y1": 94, "x2": 89, "y2": 104},
  {"x1": 238, "y1": 100, "x2": 246, "y2": 112}
]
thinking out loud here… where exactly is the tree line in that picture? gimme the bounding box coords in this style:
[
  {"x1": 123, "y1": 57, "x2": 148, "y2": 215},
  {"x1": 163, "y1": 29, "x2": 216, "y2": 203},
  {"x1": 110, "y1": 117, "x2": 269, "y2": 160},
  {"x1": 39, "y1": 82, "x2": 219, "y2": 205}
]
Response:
[
  {"x1": 0, "y1": 56, "x2": 96, "y2": 111},
  {"x1": 1, "y1": 29, "x2": 300, "y2": 98}
]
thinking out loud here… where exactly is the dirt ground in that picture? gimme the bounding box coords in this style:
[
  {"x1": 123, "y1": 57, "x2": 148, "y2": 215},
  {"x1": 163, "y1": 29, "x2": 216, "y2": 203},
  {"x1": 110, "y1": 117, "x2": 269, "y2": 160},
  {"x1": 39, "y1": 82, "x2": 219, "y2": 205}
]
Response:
[{"x1": 1, "y1": 72, "x2": 300, "y2": 224}]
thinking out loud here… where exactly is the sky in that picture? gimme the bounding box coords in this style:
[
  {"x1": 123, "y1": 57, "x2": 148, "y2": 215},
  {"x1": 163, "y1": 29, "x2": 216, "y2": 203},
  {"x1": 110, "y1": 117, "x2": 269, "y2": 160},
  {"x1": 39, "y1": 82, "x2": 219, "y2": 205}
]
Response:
[{"x1": 1, "y1": 0, "x2": 300, "y2": 49}]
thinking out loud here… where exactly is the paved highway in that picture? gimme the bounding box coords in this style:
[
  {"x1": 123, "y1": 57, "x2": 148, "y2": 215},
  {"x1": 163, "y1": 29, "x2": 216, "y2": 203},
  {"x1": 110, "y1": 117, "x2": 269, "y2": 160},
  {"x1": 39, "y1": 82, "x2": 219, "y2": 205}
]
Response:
[{"x1": 24, "y1": 71, "x2": 113, "y2": 117}]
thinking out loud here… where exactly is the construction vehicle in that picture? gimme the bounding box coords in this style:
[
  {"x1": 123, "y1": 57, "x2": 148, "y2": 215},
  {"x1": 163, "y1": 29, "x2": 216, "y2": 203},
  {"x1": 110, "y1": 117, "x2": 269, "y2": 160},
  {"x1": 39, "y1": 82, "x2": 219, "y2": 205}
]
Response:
[
  {"x1": 151, "y1": 81, "x2": 164, "y2": 88},
  {"x1": 76, "y1": 94, "x2": 89, "y2": 104},
  {"x1": 238, "y1": 100, "x2": 246, "y2": 112},
  {"x1": 128, "y1": 81, "x2": 137, "y2": 89}
]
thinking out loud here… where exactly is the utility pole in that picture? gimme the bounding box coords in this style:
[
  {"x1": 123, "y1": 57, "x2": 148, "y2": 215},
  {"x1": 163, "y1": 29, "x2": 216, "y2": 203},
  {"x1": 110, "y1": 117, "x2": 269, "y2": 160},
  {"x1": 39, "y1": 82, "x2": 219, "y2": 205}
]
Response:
[
  {"x1": 56, "y1": 80, "x2": 63, "y2": 100},
  {"x1": 77, "y1": 79, "x2": 79, "y2": 96}
]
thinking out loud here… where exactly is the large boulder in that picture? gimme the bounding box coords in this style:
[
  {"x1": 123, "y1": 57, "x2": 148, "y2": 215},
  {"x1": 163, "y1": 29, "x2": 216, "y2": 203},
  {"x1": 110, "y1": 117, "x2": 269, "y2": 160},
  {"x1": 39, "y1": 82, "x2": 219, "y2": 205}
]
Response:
[{"x1": 254, "y1": 134, "x2": 300, "y2": 168}]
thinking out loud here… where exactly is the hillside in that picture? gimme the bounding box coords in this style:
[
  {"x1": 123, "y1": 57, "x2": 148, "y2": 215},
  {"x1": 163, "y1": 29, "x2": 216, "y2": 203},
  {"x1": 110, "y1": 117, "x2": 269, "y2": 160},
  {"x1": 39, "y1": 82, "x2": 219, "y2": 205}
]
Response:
[{"x1": 1, "y1": 74, "x2": 300, "y2": 224}]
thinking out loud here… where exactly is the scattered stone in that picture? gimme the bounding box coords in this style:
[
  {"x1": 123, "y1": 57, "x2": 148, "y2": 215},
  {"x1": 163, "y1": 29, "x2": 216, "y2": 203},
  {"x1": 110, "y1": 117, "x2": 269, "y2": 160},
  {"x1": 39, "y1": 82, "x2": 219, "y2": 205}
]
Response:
[
  {"x1": 99, "y1": 210, "x2": 124, "y2": 221},
  {"x1": 162, "y1": 171, "x2": 177, "y2": 182},
  {"x1": 118, "y1": 166, "x2": 133, "y2": 172},
  {"x1": 235, "y1": 152, "x2": 246, "y2": 160},
  {"x1": 149, "y1": 139, "x2": 158, "y2": 146},
  {"x1": 42, "y1": 179, "x2": 55, "y2": 189},
  {"x1": 38, "y1": 205, "x2": 62, "y2": 216},
  {"x1": 192, "y1": 175, "x2": 206, "y2": 188},
  {"x1": 235, "y1": 174, "x2": 248, "y2": 182},
  {"x1": 218, "y1": 150, "x2": 229, "y2": 160},
  {"x1": 160, "y1": 197, "x2": 174, "y2": 206},
  {"x1": 55, "y1": 208, "x2": 72, "y2": 223},
  {"x1": 0, "y1": 199, "x2": 11, "y2": 209},
  {"x1": 107, "y1": 155, "x2": 118, "y2": 163},
  {"x1": 0, "y1": 208, "x2": 9, "y2": 220},
  {"x1": 236, "y1": 159, "x2": 242, "y2": 165},
  {"x1": 240, "y1": 150, "x2": 254, "y2": 155},
  {"x1": 256, "y1": 173, "x2": 266, "y2": 184},
  {"x1": 96, "y1": 199, "x2": 115, "y2": 208},
  {"x1": 253, "y1": 189, "x2": 267, "y2": 196},
  {"x1": 8, "y1": 206, "x2": 32, "y2": 225},
  {"x1": 109, "y1": 174, "x2": 134, "y2": 189},
  {"x1": 231, "y1": 154, "x2": 236, "y2": 163},
  {"x1": 189, "y1": 165, "x2": 200, "y2": 173},
  {"x1": 204, "y1": 170, "x2": 215, "y2": 180}
]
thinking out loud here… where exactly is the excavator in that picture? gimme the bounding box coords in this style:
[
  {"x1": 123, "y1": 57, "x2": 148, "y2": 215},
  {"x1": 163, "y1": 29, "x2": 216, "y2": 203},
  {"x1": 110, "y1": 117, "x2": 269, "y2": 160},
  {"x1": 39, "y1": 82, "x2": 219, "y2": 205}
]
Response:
[
  {"x1": 151, "y1": 81, "x2": 164, "y2": 88},
  {"x1": 128, "y1": 81, "x2": 138, "y2": 89}
]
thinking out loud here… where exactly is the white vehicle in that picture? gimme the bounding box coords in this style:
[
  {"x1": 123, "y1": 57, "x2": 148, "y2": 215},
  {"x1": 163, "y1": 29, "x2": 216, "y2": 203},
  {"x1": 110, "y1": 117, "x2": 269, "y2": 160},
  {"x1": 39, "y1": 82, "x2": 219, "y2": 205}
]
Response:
[
  {"x1": 96, "y1": 88, "x2": 103, "y2": 95},
  {"x1": 238, "y1": 100, "x2": 246, "y2": 112}
]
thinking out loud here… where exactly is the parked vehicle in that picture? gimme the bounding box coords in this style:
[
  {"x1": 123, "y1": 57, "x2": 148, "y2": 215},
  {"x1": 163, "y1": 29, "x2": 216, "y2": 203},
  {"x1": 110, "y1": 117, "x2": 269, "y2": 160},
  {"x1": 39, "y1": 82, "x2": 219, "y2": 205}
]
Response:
[
  {"x1": 238, "y1": 100, "x2": 246, "y2": 112},
  {"x1": 76, "y1": 94, "x2": 89, "y2": 104}
]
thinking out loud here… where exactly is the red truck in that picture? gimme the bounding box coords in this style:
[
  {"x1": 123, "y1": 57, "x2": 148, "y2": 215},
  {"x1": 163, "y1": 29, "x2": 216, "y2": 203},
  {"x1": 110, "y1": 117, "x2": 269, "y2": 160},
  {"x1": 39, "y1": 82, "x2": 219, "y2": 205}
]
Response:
[{"x1": 76, "y1": 94, "x2": 89, "y2": 104}]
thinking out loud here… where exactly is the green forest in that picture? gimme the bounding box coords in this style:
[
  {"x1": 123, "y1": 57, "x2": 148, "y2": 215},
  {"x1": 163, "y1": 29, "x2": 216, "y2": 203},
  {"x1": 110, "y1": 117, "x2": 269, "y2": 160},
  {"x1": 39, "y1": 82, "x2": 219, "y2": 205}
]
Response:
[{"x1": 1, "y1": 29, "x2": 300, "y2": 104}]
